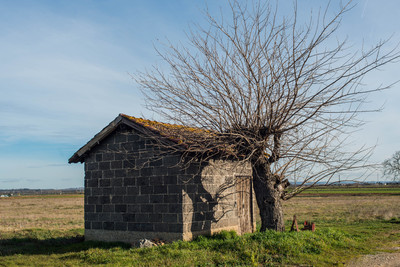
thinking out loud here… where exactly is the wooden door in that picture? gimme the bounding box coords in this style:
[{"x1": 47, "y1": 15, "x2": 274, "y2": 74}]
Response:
[{"x1": 236, "y1": 176, "x2": 254, "y2": 234}]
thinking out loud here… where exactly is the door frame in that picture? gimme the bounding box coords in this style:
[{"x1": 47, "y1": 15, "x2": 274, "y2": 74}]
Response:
[{"x1": 235, "y1": 175, "x2": 255, "y2": 234}]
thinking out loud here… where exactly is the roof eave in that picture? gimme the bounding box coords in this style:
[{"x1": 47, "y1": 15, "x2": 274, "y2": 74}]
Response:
[
  {"x1": 68, "y1": 114, "x2": 189, "y2": 164},
  {"x1": 68, "y1": 115, "x2": 125, "y2": 164}
]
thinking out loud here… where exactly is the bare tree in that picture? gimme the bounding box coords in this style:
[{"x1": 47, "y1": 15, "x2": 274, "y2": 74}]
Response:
[
  {"x1": 383, "y1": 151, "x2": 400, "y2": 181},
  {"x1": 135, "y1": 0, "x2": 399, "y2": 231}
]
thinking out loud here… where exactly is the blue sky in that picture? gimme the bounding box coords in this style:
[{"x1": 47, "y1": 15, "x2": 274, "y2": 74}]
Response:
[{"x1": 1, "y1": 0, "x2": 399, "y2": 189}]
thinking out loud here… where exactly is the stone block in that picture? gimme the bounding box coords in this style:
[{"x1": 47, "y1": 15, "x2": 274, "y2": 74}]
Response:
[
  {"x1": 103, "y1": 204, "x2": 114, "y2": 212},
  {"x1": 103, "y1": 222, "x2": 114, "y2": 230},
  {"x1": 84, "y1": 187, "x2": 91, "y2": 195},
  {"x1": 124, "y1": 177, "x2": 135, "y2": 186},
  {"x1": 132, "y1": 141, "x2": 145, "y2": 150},
  {"x1": 150, "y1": 158, "x2": 163, "y2": 167},
  {"x1": 121, "y1": 142, "x2": 134, "y2": 152},
  {"x1": 123, "y1": 160, "x2": 135, "y2": 169},
  {"x1": 86, "y1": 162, "x2": 98, "y2": 171},
  {"x1": 87, "y1": 179, "x2": 98, "y2": 188},
  {"x1": 85, "y1": 172, "x2": 92, "y2": 180},
  {"x1": 85, "y1": 212, "x2": 98, "y2": 221},
  {"x1": 127, "y1": 186, "x2": 139, "y2": 195},
  {"x1": 96, "y1": 205, "x2": 103, "y2": 213},
  {"x1": 122, "y1": 213, "x2": 136, "y2": 222},
  {"x1": 136, "y1": 214, "x2": 149, "y2": 223},
  {"x1": 115, "y1": 222, "x2": 127, "y2": 231},
  {"x1": 153, "y1": 185, "x2": 167, "y2": 194},
  {"x1": 95, "y1": 154, "x2": 103, "y2": 162},
  {"x1": 99, "y1": 196, "x2": 110, "y2": 205},
  {"x1": 140, "y1": 167, "x2": 154, "y2": 177},
  {"x1": 98, "y1": 213, "x2": 111, "y2": 221},
  {"x1": 163, "y1": 214, "x2": 177, "y2": 223},
  {"x1": 154, "y1": 204, "x2": 168, "y2": 213},
  {"x1": 128, "y1": 223, "x2": 153, "y2": 232},
  {"x1": 167, "y1": 185, "x2": 181, "y2": 194},
  {"x1": 115, "y1": 204, "x2": 127, "y2": 212},
  {"x1": 99, "y1": 161, "x2": 111, "y2": 170},
  {"x1": 127, "y1": 204, "x2": 140, "y2": 213},
  {"x1": 115, "y1": 169, "x2": 127, "y2": 178},
  {"x1": 91, "y1": 170, "x2": 103, "y2": 179},
  {"x1": 84, "y1": 204, "x2": 95, "y2": 213},
  {"x1": 103, "y1": 153, "x2": 115, "y2": 161},
  {"x1": 168, "y1": 223, "x2": 183, "y2": 233},
  {"x1": 153, "y1": 167, "x2": 167, "y2": 176},
  {"x1": 102, "y1": 170, "x2": 114, "y2": 179},
  {"x1": 149, "y1": 176, "x2": 163, "y2": 185},
  {"x1": 127, "y1": 169, "x2": 140, "y2": 177},
  {"x1": 111, "y1": 195, "x2": 123, "y2": 204},
  {"x1": 107, "y1": 143, "x2": 120, "y2": 152},
  {"x1": 91, "y1": 221, "x2": 102, "y2": 230},
  {"x1": 87, "y1": 196, "x2": 98, "y2": 205},
  {"x1": 114, "y1": 152, "x2": 126, "y2": 161},
  {"x1": 114, "y1": 186, "x2": 126, "y2": 195},
  {"x1": 123, "y1": 195, "x2": 136, "y2": 204},
  {"x1": 149, "y1": 194, "x2": 163, "y2": 204},
  {"x1": 140, "y1": 185, "x2": 153, "y2": 195},
  {"x1": 154, "y1": 223, "x2": 169, "y2": 232},
  {"x1": 164, "y1": 194, "x2": 179, "y2": 203},
  {"x1": 114, "y1": 133, "x2": 127, "y2": 143},
  {"x1": 164, "y1": 175, "x2": 177, "y2": 185},
  {"x1": 140, "y1": 204, "x2": 154, "y2": 213},
  {"x1": 169, "y1": 204, "x2": 180, "y2": 213},
  {"x1": 167, "y1": 166, "x2": 181, "y2": 176},
  {"x1": 149, "y1": 213, "x2": 162, "y2": 223},
  {"x1": 136, "y1": 194, "x2": 149, "y2": 203},
  {"x1": 163, "y1": 155, "x2": 179, "y2": 166},
  {"x1": 111, "y1": 161, "x2": 122, "y2": 169},
  {"x1": 111, "y1": 213, "x2": 123, "y2": 222},
  {"x1": 91, "y1": 188, "x2": 102, "y2": 196},
  {"x1": 127, "y1": 134, "x2": 140, "y2": 142},
  {"x1": 137, "y1": 177, "x2": 150, "y2": 186},
  {"x1": 103, "y1": 187, "x2": 112, "y2": 195}
]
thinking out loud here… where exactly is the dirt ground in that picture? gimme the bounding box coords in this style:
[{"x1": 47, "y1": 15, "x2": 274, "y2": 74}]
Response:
[
  {"x1": 347, "y1": 252, "x2": 400, "y2": 266},
  {"x1": 347, "y1": 242, "x2": 400, "y2": 267}
]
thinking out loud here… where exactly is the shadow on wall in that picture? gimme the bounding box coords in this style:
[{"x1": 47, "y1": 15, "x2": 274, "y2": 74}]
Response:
[{"x1": 180, "y1": 160, "x2": 242, "y2": 236}]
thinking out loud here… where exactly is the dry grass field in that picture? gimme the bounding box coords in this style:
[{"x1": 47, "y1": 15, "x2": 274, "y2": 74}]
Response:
[
  {"x1": 0, "y1": 195, "x2": 83, "y2": 232},
  {"x1": 284, "y1": 195, "x2": 400, "y2": 223},
  {"x1": 0, "y1": 189, "x2": 399, "y2": 266},
  {"x1": 1, "y1": 193, "x2": 399, "y2": 232}
]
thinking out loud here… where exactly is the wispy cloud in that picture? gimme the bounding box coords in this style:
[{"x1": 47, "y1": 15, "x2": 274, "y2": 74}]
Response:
[
  {"x1": 0, "y1": 0, "x2": 399, "y2": 189},
  {"x1": 27, "y1": 164, "x2": 66, "y2": 169}
]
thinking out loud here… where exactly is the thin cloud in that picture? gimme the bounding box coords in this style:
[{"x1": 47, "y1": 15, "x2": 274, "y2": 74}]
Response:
[{"x1": 27, "y1": 164, "x2": 67, "y2": 169}]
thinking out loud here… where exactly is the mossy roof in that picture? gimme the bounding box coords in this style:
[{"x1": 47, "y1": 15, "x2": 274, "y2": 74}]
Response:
[
  {"x1": 119, "y1": 113, "x2": 213, "y2": 145},
  {"x1": 69, "y1": 114, "x2": 215, "y2": 163}
]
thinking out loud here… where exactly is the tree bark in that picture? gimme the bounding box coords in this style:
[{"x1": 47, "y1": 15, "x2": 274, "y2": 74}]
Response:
[{"x1": 252, "y1": 163, "x2": 285, "y2": 231}]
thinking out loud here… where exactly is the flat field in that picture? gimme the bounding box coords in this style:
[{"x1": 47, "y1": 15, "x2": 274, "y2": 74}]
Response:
[
  {"x1": 0, "y1": 195, "x2": 83, "y2": 232},
  {"x1": 0, "y1": 188, "x2": 399, "y2": 266}
]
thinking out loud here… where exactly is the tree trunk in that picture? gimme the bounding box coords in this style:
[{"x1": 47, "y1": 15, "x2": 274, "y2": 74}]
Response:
[{"x1": 252, "y1": 163, "x2": 285, "y2": 231}]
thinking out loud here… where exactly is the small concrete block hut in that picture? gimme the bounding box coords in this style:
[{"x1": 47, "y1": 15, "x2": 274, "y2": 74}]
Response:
[{"x1": 69, "y1": 114, "x2": 255, "y2": 244}]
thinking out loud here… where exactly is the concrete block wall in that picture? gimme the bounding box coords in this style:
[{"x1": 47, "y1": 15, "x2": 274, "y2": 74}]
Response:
[
  {"x1": 82, "y1": 124, "x2": 254, "y2": 244},
  {"x1": 83, "y1": 125, "x2": 184, "y2": 242},
  {"x1": 181, "y1": 160, "x2": 252, "y2": 240}
]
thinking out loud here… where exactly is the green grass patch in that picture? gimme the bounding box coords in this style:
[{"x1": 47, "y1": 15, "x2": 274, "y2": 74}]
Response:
[{"x1": 1, "y1": 219, "x2": 399, "y2": 266}]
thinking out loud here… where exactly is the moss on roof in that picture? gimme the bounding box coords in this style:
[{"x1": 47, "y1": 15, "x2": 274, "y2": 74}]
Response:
[{"x1": 120, "y1": 113, "x2": 214, "y2": 145}]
